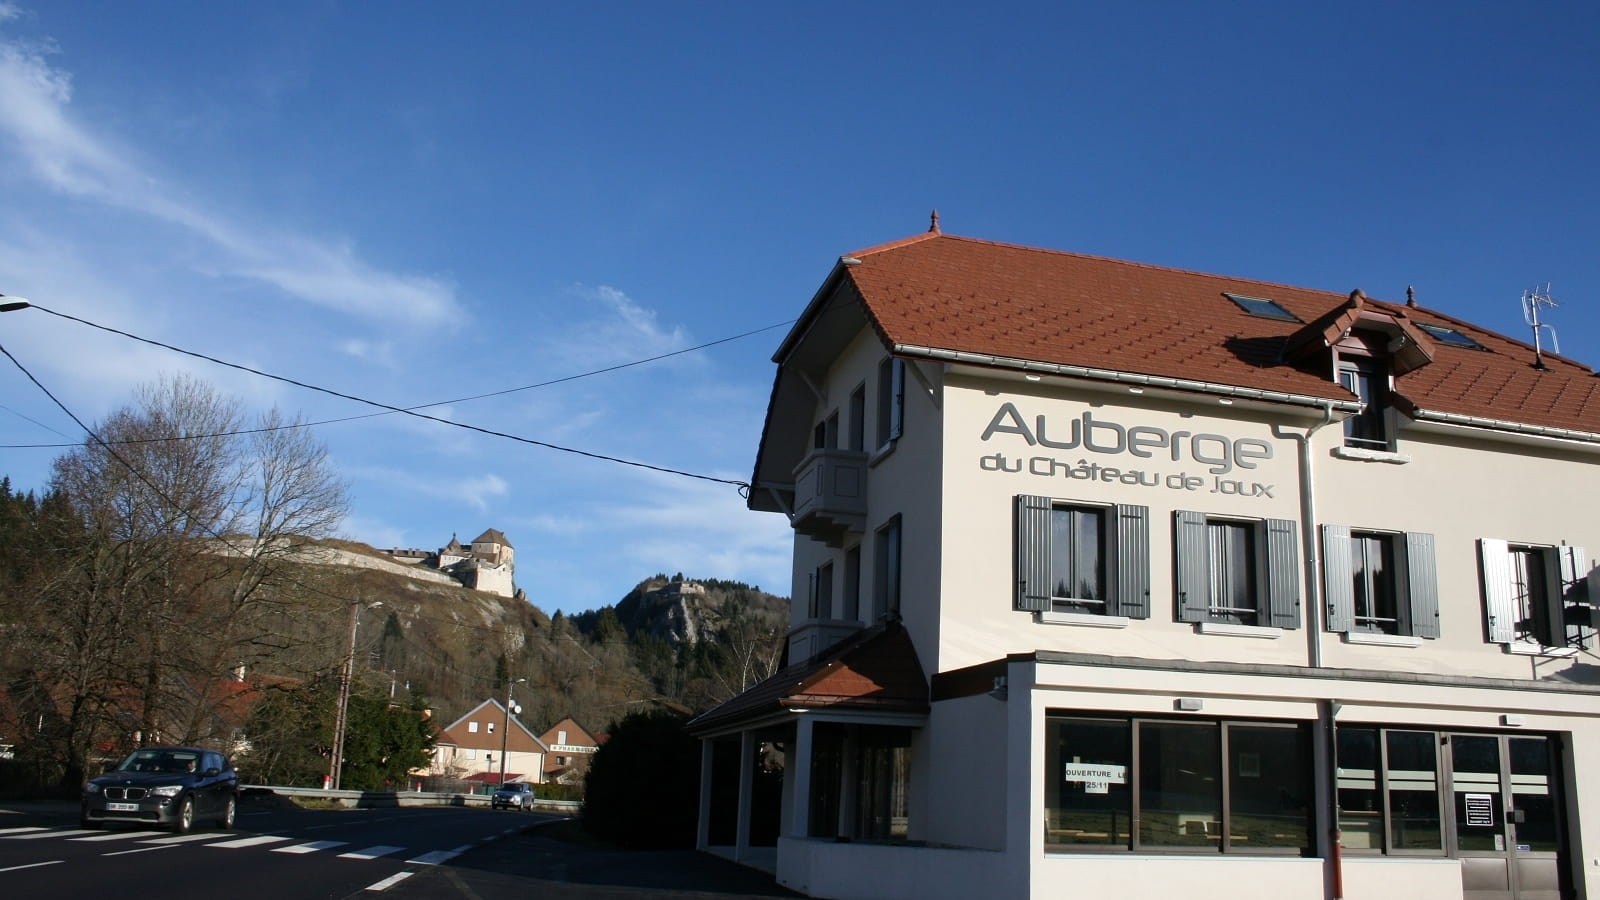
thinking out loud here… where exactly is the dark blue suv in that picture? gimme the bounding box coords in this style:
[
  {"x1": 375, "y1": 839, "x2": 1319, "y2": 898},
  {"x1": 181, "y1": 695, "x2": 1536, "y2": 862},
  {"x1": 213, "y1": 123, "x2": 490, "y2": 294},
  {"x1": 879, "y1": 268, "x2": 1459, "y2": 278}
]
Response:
[{"x1": 82, "y1": 746, "x2": 239, "y2": 832}]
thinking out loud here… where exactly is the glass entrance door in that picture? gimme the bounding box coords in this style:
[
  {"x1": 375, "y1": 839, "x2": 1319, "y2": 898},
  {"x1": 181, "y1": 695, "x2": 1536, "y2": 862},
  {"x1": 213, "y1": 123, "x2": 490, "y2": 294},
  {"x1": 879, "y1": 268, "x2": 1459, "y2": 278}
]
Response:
[{"x1": 1448, "y1": 734, "x2": 1564, "y2": 900}]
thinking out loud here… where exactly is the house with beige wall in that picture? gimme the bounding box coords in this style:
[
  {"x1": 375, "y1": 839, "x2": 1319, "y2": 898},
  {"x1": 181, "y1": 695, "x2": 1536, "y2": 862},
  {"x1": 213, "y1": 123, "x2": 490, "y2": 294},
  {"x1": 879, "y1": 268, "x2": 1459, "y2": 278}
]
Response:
[
  {"x1": 690, "y1": 223, "x2": 1600, "y2": 900},
  {"x1": 431, "y1": 697, "x2": 547, "y2": 786}
]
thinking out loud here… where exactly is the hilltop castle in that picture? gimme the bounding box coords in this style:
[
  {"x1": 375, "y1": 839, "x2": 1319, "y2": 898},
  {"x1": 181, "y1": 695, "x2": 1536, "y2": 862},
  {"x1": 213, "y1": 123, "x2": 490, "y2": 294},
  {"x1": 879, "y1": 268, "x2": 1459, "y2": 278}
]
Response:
[{"x1": 386, "y1": 528, "x2": 518, "y2": 599}]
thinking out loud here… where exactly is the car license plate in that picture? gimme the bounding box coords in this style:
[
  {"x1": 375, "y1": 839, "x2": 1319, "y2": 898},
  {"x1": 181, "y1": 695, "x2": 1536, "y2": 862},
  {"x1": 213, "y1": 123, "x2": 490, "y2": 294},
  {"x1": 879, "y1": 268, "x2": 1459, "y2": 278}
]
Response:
[{"x1": 107, "y1": 802, "x2": 138, "y2": 811}]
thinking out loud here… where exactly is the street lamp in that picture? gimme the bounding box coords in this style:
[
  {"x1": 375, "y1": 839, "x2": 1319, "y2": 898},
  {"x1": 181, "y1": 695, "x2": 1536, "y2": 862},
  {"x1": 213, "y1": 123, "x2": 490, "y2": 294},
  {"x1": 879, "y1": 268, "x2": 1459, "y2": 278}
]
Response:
[
  {"x1": 329, "y1": 598, "x2": 382, "y2": 791},
  {"x1": 498, "y1": 677, "x2": 526, "y2": 787},
  {"x1": 0, "y1": 295, "x2": 31, "y2": 313}
]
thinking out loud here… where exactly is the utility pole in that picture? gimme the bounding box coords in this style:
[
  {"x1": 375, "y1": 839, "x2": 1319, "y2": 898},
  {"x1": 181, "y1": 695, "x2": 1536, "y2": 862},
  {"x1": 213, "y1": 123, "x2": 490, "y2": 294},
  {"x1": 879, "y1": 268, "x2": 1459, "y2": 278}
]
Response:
[
  {"x1": 329, "y1": 599, "x2": 380, "y2": 790},
  {"x1": 498, "y1": 677, "x2": 526, "y2": 786}
]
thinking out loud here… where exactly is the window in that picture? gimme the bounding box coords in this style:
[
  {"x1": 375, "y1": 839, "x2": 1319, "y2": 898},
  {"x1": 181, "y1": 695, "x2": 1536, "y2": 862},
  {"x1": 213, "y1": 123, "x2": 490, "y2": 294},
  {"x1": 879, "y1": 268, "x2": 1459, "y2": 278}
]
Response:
[
  {"x1": 1015, "y1": 496, "x2": 1150, "y2": 618},
  {"x1": 848, "y1": 385, "x2": 866, "y2": 452},
  {"x1": 1416, "y1": 322, "x2": 1484, "y2": 350},
  {"x1": 873, "y1": 516, "x2": 901, "y2": 620},
  {"x1": 1479, "y1": 539, "x2": 1588, "y2": 648},
  {"x1": 1045, "y1": 714, "x2": 1310, "y2": 853},
  {"x1": 469, "y1": 722, "x2": 479, "y2": 733},
  {"x1": 1322, "y1": 526, "x2": 1439, "y2": 639},
  {"x1": 809, "y1": 562, "x2": 835, "y2": 619},
  {"x1": 1051, "y1": 506, "x2": 1105, "y2": 612},
  {"x1": 1336, "y1": 727, "x2": 1444, "y2": 854},
  {"x1": 1174, "y1": 511, "x2": 1300, "y2": 628},
  {"x1": 808, "y1": 723, "x2": 912, "y2": 842},
  {"x1": 875, "y1": 358, "x2": 904, "y2": 450},
  {"x1": 557, "y1": 730, "x2": 568, "y2": 745},
  {"x1": 814, "y1": 411, "x2": 839, "y2": 450},
  {"x1": 843, "y1": 545, "x2": 862, "y2": 621},
  {"x1": 487, "y1": 722, "x2": 495, "y2": 734},
  {"x1": 1224, "y1": 292, "x2": 1300, "y2": 322},
  {"x1": 1338, "y1": 360, "x2": 1392, "y2": 450}
]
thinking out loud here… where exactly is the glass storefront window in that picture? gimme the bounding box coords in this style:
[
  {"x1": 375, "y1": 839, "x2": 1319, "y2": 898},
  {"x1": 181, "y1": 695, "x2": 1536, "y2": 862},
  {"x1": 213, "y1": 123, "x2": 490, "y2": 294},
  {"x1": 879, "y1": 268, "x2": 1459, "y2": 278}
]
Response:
[
  {"x1": 1140, "y1": 722, "x2": 1221, "y2": 847},
  {"x1": 1229, "y1": 725, "x2": 1310, "y2": 849},
  {"x1": 1044, "y1": 717, "x2": 1131, "y2": 846},
  {"x1": 1336, "y1": 727, "x2": 1382, "y2": 850},
  {"x1": 1385, "y1": 731, "x2": 1442, "y2": 851},
  {"x1": 1045, "y1": 714, "x2": 1308, "y2": 854},
  {"x1": 1509, "y1": 737, "x2": 1558, "y2": 853}
]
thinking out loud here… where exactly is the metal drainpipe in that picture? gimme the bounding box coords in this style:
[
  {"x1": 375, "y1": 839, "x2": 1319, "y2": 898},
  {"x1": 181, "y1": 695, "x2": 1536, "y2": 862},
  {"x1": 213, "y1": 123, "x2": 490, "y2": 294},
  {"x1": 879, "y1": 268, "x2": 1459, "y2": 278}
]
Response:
[{"x1": 1274, "y1": 402, "x2": 1342, "y2": 900}]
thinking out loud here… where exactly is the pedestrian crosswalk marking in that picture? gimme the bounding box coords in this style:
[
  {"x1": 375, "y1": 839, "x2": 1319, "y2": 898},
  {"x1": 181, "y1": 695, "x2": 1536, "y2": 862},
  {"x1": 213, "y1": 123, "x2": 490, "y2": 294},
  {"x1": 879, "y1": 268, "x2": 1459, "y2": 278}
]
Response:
[
  {"x1": 339, "y1": 844, "x2": 406, "y2": 860},
  {"x1": 141, "y1": 833, "x2": 231, "y2": 844},
  {"x1": 274, "y1": 840, "x2": 349, "y2": 854},
  {"x1": 4, "y1": 829, "x2": 96, "y2": 840},
  {"x1": 205, "y1": 834, "x2": 292, "y2": 849},
  {"x1": 0, "y1": 827, "x2": 48, "y2": 836}
]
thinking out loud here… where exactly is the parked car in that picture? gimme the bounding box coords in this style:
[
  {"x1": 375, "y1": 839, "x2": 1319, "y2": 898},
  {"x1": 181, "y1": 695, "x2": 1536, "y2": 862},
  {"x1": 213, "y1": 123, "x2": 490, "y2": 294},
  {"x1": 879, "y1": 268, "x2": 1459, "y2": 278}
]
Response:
[
  {"x1": 491, "y1": 781, "x2": 536, "y2": 811},
  {"x1": 81, "y1": 746, "x2": 238, "y2": 833}
]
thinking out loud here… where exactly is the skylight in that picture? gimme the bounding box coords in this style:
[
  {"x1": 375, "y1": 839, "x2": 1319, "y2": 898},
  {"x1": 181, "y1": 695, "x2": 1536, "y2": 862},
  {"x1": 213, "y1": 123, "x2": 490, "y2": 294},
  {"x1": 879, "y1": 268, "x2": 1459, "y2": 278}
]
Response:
[
  {"x1": 1223, "y1": 292, "x2": 1300, "y2": 323},
  {"x1": 1416, "y1": 322, "x2": 1484, "y2": 349}
]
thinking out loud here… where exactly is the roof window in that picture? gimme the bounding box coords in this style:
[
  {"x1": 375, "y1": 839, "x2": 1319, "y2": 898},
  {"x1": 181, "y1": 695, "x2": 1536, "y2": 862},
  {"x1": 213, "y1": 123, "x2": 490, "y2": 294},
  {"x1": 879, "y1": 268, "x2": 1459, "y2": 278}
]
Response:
[
  {"x1": 1415, "y1": 322, "x2": 1483, "y2": 350},
  {"x1": 1224, "y1": 292, "x2": 1300, "y2": 323}
]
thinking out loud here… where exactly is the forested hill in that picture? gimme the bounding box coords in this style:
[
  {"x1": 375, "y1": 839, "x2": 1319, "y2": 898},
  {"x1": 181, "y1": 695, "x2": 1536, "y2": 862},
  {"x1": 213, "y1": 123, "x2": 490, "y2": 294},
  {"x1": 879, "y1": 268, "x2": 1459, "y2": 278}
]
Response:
[{"x1": 297, "y1": 547, "x2": 791, "y2": 734}]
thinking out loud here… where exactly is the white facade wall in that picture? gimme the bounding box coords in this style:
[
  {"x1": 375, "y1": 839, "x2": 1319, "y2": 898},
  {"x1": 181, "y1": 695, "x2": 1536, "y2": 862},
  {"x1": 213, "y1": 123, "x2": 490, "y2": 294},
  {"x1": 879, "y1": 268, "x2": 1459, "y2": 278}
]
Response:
[{"x1": 754, "y1": 325, "x2": 1600, "y2": 899}]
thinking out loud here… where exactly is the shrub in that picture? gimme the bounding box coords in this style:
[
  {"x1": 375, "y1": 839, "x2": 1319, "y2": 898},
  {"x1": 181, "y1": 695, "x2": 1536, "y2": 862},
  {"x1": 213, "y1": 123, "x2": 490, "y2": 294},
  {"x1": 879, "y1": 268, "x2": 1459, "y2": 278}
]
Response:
[{"x1": 581, "y1": 710, "x2": 699, "y2": 848}]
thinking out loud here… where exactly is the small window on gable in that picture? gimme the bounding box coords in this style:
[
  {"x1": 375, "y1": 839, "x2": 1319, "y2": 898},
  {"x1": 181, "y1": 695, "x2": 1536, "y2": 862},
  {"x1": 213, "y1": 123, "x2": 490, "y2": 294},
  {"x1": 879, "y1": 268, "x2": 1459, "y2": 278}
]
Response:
[
  {"x1": 1338, "y1": 359, "x2": 1393, "y2": 451},
  {"x1": 1224, "y1": 292, "x2": 1301, "y2": 323},
  {"x1": 469, "y1": 722, "x2": 479, "y2": 733},
  {"x1": 1416, "y1": 322, "x2": 1484, "y2": 350}
]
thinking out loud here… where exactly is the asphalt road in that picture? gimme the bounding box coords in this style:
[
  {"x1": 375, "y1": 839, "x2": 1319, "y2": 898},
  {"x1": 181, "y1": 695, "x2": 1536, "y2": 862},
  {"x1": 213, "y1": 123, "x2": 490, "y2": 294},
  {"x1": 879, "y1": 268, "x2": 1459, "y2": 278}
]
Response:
[{"x1": 0, "y1": 799, "x2": 794, "y2": 899}]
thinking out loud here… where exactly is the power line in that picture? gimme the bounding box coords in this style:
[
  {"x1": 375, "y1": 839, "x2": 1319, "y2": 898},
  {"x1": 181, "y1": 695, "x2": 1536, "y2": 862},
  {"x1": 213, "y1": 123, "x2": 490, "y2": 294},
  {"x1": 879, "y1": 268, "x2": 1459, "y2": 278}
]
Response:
[
  {"x1": 0, "y1": 314, "x2": 796, "y2": 451},
  {"x1": 10, "y1": 304, "x2": 755, "y2": 490}
]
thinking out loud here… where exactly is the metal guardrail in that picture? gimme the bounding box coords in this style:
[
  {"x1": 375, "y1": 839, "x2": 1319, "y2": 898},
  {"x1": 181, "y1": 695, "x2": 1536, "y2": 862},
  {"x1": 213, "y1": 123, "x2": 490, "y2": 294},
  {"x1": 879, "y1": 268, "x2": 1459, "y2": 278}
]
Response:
[{"x1": 244, "y1": 785, "x2": 580, "y2": 812}]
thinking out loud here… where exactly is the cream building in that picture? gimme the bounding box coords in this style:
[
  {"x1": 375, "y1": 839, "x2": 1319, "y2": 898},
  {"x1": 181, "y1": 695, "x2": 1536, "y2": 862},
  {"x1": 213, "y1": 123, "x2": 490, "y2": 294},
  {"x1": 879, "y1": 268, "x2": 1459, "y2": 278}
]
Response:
[{"x1": 690, "y1": 223, "x2": 1600, "y2": 900}]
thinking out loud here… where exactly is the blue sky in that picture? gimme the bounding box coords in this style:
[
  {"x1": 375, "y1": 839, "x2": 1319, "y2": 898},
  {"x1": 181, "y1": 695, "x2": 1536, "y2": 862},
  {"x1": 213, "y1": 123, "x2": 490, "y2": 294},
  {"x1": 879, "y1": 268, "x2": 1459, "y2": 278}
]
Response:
[{"x1": 0, "y1": 2, "x2": 1596, "y2": 613}]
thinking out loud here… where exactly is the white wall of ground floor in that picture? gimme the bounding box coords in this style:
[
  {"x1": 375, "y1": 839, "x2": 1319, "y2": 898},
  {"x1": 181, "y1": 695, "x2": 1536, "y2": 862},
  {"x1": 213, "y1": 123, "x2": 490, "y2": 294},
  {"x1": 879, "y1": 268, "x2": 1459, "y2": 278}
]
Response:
[{"x1": 702, "y1": 655, "x2": 1600, "y2": 900}]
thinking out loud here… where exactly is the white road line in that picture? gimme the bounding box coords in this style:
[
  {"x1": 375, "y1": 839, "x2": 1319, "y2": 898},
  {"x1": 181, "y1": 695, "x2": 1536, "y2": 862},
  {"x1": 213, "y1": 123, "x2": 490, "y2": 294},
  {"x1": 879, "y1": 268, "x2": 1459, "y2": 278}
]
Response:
[
  {"x1": 0, "y1": 827, "x2": 48, "y2": 835},
  {"x1": 102, "y1": 844, "x2": 180, "y2": 857},
  {"x1": 71, "y1": 830, "x2": 165, "y2": 842},
  {"x1": 406, "y1": 848, "x2": 463, "y2": 865},
  {"x1": 4, "y1": 829, "x2": 96, "y2": 840},
  {"x1": 273, "y1": 840, "x2": 349, "y2": 854},
  {"x1": 204, "y1": 834, "x2": 292, "y2": 849},
  {"x1": 0, "y1": 860, "x2": 63, "y2": 873},
  {"x1": 365, "y1": 871, "x2": 414, "y2": 891},
  {"x1": 140, "y1": 833, "x2": 231, "y2": 844},
  {"x1": 338, "y1": 844, "x2": 406, "y2": 860}
]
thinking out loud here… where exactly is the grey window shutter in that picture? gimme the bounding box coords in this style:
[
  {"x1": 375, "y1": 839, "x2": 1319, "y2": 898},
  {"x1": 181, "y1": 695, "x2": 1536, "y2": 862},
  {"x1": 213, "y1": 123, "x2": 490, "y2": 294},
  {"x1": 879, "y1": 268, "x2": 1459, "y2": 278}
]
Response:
[
  {"x1": 1263, "y1": 518, "x2": 1300, "y2": 629},
  {"x1": 1113, "y1": 504, "x2": 1151, "y2": 619},
  {"x1": 1538, "y1": 549, "x2": 1565, "y2": 647},
  {"x1": 1015, "y1": 495, "x2": 1051, "y2": 612},
  {"x1": 1174, "y1": 510, "x2": 1210, "y2": 623},
  {"x1": 889, "y1": 359, "x2": 905, "y2": 441},
  {"x1": 1479, "y1": 538, "x2": 1515, "y2": 644},
  {"x1": 1405, "y1": 532, "x2": 1440, "y2": 639},
  {"x1": 1321, "y1": 524, "x2": 1354, "y2": 633},
  {"x1": 1560, "y1": 546, "x2": 1589, "y2": 645},
  {"x1": 1560, "y1": 546, "x2": 1589, "y2": 603}
]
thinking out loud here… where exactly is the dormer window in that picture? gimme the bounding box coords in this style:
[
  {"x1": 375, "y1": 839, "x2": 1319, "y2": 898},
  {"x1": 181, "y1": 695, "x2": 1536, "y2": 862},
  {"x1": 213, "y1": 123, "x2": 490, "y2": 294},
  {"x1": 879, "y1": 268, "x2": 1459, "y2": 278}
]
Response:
[{"x1": 1338, "y1": 359, "x2": 1392, "y2": 450}]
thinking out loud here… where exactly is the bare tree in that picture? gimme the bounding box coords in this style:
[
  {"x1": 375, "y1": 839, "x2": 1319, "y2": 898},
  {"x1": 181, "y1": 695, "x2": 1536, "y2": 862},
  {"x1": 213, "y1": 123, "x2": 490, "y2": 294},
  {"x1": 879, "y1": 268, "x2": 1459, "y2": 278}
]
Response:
[{"x1": 4, "y1": 374, "x2": 347, "y2": 785}]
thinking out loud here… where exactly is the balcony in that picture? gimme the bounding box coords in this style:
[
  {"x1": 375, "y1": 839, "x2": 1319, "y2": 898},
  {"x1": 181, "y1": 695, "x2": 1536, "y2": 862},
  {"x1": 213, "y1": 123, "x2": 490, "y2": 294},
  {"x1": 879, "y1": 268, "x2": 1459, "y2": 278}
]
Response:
[{"x1": 791, "y1": 448, "x2": 868, "y2": 546}]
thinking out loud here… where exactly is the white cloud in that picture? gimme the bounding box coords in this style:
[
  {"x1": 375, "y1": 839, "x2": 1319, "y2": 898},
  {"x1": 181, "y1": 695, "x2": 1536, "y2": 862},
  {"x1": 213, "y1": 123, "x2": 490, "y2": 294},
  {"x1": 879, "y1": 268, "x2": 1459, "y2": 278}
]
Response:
[
  {"x1": 0, "y1": 28, "x2": 461, "y2": 325},
  {"x1": 0, "y1": 4, "x2": 22, "y2": 25}
]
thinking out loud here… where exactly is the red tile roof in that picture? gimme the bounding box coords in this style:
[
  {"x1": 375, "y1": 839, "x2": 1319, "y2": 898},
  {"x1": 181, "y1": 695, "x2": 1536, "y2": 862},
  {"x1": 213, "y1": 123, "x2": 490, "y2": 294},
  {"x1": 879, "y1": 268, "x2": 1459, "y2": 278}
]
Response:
[
  {"x1": 838, "y1": 233, "x2": 1600, "y2": 434},
  {"x1": 688, "y1": 623, "x2": 928, "y2": 734}
]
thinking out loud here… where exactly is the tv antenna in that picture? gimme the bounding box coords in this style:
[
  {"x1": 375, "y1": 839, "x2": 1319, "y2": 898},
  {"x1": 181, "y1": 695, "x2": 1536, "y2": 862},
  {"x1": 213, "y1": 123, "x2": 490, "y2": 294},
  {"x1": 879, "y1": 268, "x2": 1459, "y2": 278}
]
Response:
[{"x1": 1522, "y1": 284, "x2": 1560, "y2": 370}]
